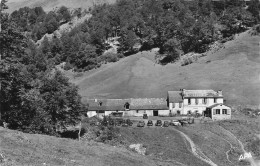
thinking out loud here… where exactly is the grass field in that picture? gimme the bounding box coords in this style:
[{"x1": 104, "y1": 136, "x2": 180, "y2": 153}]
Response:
[
  {"x1": 68, "y1": 30, "x2": 260, "y2": 107},
  {"x1": 119, "y1": 117, "x2": 260, "y2": 166},
  {"x1": 119, "y1": 127, "x2": 211, "y2": 166},
  {"x1": 6, "y1": 0, "x2": 117, "y2": 13},
  {"x1": 0, "y1": 127, "x2": 156, "y2": 166}
]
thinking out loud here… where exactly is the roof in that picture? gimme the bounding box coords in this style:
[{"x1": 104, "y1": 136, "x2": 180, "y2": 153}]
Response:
[
  {"x1": 207, "y1": 104, "x2": 231, "y2": 109},
  {"x1": 130, "y1": 98, "x2": 168, "y2": 110},
  {"x1": 82, "y1": 99, "x2": 130, "y2": 111},
  {"x1": 82, "y1": 98, "x2": 168, "y2": 111},
  {"x1": 167, "y1": 91, "x2": 183, "y2": 103},
  {"x1": 183, "y1": 89, "x2": 222, "y2": 98},
  {"x1": 207, "y1": 104, "x2": 222, "y2": 109}
]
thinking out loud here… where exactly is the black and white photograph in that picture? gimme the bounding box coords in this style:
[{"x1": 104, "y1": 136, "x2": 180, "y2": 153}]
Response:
[{"x1": 0, "y1": 0, "x2": 260, "y2": 165}]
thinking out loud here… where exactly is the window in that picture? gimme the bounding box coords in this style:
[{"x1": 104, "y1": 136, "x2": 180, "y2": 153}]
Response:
[
  {"x1": 203, "y1": 98, "x2": 207, "y2": 104},
  {"x1": 177, "y1": 110, "x2": 181, "y2": 115},
  {"x1": 179, "y1": 102, "x2": 182, "y2": 108},
  {"x1": 188, "y1": 110, "x2": 191, "y2": 115},
  {"x1": 136, "y1": 110, "x2": 139, "y2": 113},
  {"x1": 214, "y1": 98, "x2": 217, "y2": 103},
  {"x1": 216, "y1": 109, "x2": 220, "y2": 114},
  {"x1": 125, "y1": 102, "x2": 130, "y2": 110},
  {"x1": 173, "y1": 103, "x2": 175, "y2": 108},
  {"x1": 222, "y1": 109, "x2": 227, "y2": 114},
  {"x1": 99, "y1": 102, "x2": 102, "y2": 106},
  {"x1": 188, "y1": 98, "x2": 191, "y2": 105},
  {"x1": 96, "y1": 110, "x2": 105, "y2": 113},
  {"x1": 195, "y1": 98, "x2": 198, "y2": 105}
]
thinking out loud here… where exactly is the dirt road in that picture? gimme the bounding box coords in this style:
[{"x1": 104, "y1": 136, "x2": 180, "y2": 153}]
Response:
[{"x1": 171, "y1": 128, "x2": 218, "y2": 166}]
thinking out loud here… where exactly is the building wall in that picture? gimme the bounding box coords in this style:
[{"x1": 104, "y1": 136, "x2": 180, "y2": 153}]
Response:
[
  {"x1": 158, "y1": 110, "x2": 170, "y2": 116},
  {"x1": 211, "y1": 105, "x2": 231, "y2": 120},
  {"x1": 125, "y1": 110, "x2": 154, "y2": 117},
  {"x1": 87, "y1": 111, "x2": 97, "y2": 117},
  {"x1": 169, "y1": 103, "x2": 183, "y2": 114},
  {"x1": 182, "y1": 97, "x2": 224, "y2": 115}
]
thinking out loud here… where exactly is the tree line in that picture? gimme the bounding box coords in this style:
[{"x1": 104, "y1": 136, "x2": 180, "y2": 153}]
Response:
[
  {"x1": 0, "y1": 1, "x2": 85, "y2": 136},
  {"x1": 8, "y1": 0, "x2": 260, "y2": 70}
]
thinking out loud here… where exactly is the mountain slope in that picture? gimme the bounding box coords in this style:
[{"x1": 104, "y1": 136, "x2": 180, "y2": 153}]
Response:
[
  {"x1": 6, "y1": 0, "x2": 116, "y2": 13},
  {"x1": 69, "y1": 30, "x2": 260, "y2": 107},
  {"x1": 0, "y1": 127, "x2": 156, "y2": 166}
]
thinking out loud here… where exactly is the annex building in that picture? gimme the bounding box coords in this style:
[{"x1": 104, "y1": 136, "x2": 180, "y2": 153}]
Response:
[{"x1": 83, "y1": 89, "x2": 231, "y2": 120}]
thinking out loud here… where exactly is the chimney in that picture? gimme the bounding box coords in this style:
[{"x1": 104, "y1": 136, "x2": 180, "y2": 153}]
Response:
[{"x1": 217, "y1": 90, "x2": 222, "y2": 96}]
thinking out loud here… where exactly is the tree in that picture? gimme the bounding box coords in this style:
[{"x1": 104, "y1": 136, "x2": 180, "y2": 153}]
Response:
[
  {"x1": 248, "y1": 0, "x2": 260, "y2": 22},
  {"x1": 45, "y1": 18, "x2": 59, "y2": 34},
  {"x1": 161, "y1": 38, "x2": 182, "y2": 63},
  {"x1": 58, "y1": 6, "x2": 71, "y2": 22}
]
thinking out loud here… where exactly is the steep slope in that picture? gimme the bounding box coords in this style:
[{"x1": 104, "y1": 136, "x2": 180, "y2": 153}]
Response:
[
  {"x1": 0, "y1": 127, "x2": 156, "y2": 166},
  {"x1": 70, "y1": 30, "x2": 260, "y2": 107},
  {"x1": 6, "y1": 0, "x2": 116, "y2": 13}
]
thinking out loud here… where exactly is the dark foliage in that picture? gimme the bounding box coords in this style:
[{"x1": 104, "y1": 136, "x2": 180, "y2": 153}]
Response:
[{"x1": 0, "y1": 2, "x2": 85, "y2": 136}]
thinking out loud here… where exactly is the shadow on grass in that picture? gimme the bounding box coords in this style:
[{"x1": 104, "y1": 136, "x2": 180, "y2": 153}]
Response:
[{"x1": 59, "y1": 129, "x2": 86, "y2": 139}]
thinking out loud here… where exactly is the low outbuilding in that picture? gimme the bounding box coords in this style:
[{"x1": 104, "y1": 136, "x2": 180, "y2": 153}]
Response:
[{"x1": 204, "y1": 104, "x2": 231, "y2": 120}]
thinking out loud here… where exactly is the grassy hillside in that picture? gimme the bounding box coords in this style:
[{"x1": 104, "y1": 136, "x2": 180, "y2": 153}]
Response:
[
  {"x1": 119, "y1": 117, "x2": 260, "y2": 166},
  {"x1": 0, "y1": 127, "x2": 156, "y2": 166},
  {"x1": 68, "y1": 30, "x2": 260, "y2": 107},
  {"x1": 6, "y1": 0, "x2": 116, "y2": 13}
]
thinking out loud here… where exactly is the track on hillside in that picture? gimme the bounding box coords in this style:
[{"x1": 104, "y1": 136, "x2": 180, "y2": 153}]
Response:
[
  {"x1": 171, "y1": 128, "x2": 218, "y2": 166},
  {"x1": 218, "y1": 126, "x2": 259, "y2": 166}
]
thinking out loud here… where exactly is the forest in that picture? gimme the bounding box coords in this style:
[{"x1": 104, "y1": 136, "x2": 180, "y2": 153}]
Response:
[{"x1": 0, "y1": 0, "x2": 260, "y2": 136}]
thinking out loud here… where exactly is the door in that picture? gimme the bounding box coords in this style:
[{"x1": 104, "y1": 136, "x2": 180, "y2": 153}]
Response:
[{"x1": 153, "y1": 110, "x2": 158, "y2": 116}]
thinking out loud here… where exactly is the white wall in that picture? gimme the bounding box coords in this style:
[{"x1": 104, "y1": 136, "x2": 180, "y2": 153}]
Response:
[
  {"x1": 158, "y1": 110, "x2": 170, "y2": 116},
  {"x1": 169, "y1": 102, "x2": 183, "y2": 114},
  {"x1": 211, "y1": 104, "x2": 231, "y2": 120},
  {"x1": 87, "y1": 111, "x2": 97, "y2": 117}
]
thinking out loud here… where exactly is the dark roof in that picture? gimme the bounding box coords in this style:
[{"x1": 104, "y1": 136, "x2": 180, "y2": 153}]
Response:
[
  {"x1": 82, "y1": 99, "x2": 130, "y2": 111},
  {"x1": 207, "y1": 104, "x2": 221, "y2": 109},
  {"x1": 82, "y1": 98, "x2": 168, "y2": 111},
  {"x1": 183, "y1": 89, "x2": 222, "y2": 98},
  {"x1": 130, "y1": 98, "x2": 168, "y2": 110},
  {"x1": 167, "y1": 91, "x2": 183, "y2": 103}
]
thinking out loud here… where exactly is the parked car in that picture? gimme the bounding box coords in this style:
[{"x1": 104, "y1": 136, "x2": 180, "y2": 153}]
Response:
[
  {"x1": 147, "y1": 120, "x2": 153, "y2": 126},
  {"x1": 178, "y1": 119, "x2": 188, "y2": 126},
  {"x1": 122, "y1": 122, "x2": 128, "y2": 127},
  {"x1": 143, "y1": 114, "x2": 148, "y2": 119},
  {"x1": 163, "y1": 121, "x2": 169, "y2": 127},
  {"x1": 126, "y1": 119, "x2": 133, "y2": 126},
  {"x1": 137, "y1": 121, "x2": 145, "y2": 127},
  {"x1": 115, "y1": 120, "x2": 121, "y2": 126},
  {"x1": 170, "y1": 120, "x2": 181, "y2": 126},
  {"x1": 155, "y1": 120, "x2": 162, "y2": 126}
]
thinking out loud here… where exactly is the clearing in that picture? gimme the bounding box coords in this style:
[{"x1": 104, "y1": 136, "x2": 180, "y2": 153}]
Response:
[{"x1": 68, "y1": 30, "x2": 260, "y2": 107}]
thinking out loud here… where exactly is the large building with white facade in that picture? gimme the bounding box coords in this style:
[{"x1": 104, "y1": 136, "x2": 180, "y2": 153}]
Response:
[
  {"x1": 167, "y1": 89, "x2": 225, "y2": 115},
  {"x1": 84, "y1": 89, "x2": 231, "y2": 120}
]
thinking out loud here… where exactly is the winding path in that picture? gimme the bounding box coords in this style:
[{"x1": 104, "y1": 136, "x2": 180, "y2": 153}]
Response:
[
  {"x1": 171, "y1": 128, "x2": 218, "y2": 166},
  {"x1": 218, "y1": 126, "x2": 258, "y2": 166}
]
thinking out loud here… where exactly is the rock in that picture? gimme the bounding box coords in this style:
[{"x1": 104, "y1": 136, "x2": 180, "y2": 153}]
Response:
[{"x1": 129, "y1": 144, "x2": 146, "y2": 155}]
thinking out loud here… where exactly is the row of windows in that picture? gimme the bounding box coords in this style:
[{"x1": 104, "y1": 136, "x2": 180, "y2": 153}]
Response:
[
  {"x1": 214, "y1": 109, "x2": 228, "y2": 115},
  {"x1": 188, "y1": 98, "x2": 217, "y2": 105}
]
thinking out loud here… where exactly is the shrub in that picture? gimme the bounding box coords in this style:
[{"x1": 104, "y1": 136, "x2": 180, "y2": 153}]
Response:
[
  {"x1": 99, "y1": 52, "x2": 119, "y2": 63},
  {"x1": 181, "y1": 53, "x2": 202, "y2": 66},
  {"x1": 63, "y1": 62, "x2": 73, "y2": 70}
]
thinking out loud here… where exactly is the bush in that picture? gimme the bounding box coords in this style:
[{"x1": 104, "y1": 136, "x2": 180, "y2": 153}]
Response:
[
  {"x1": 99, "y1": 52, "x2": 119, "y2": 63},
  {"x1": 181, "y1": 53, "x2": 202, "y2": 66},
  {"x1": 63, "y1": 62, "x2": 73, "y2": 70},
  {"x1": 249, "y1": 24, "x2": 260, "y2": 36}
]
